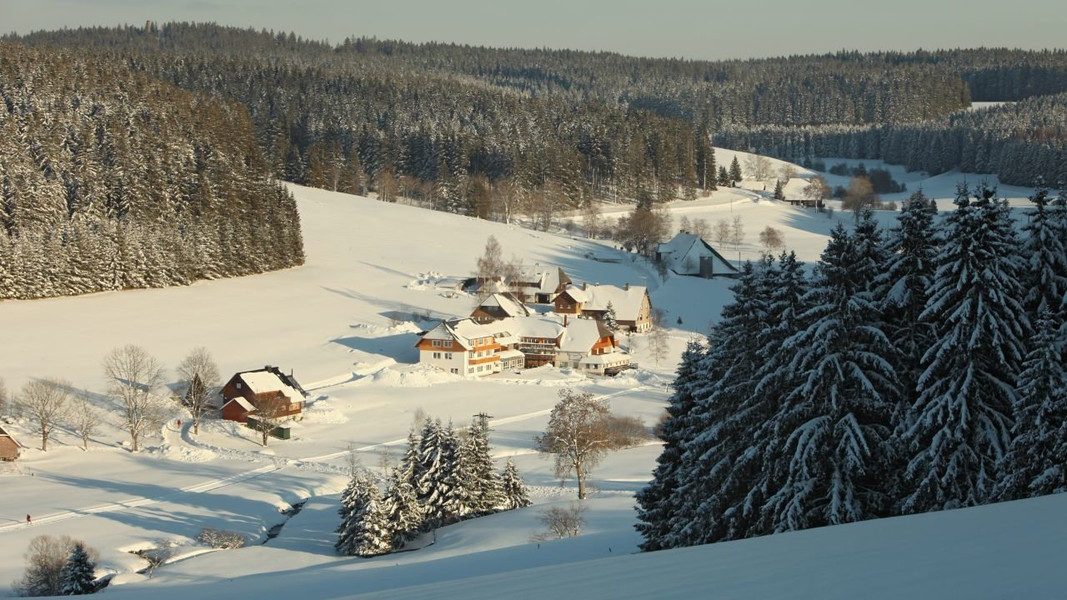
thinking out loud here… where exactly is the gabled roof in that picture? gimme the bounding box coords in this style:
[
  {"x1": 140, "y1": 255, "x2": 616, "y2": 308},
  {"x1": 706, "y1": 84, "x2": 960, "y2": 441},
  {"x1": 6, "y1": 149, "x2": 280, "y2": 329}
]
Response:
[
  {"x1": 0, "y1": 424, "x2": 23, "y2": 447},
  {"x1": 476, "y1": 293, "x2": 531, "y2": 318},
  {"x1": 418, "y1": 318, "x2": 497, "y2": 350},
  {"x1": 558, "y1": 318, "x2": 613, "y2": 353},
  {"x1": 657, "y1": 232, "x2": 738, "y2": 275},
  {"x1": 509, "y1": 266, "x2": 571, "y2": 295},
  {"x1": 558, "y1": 286, "x2": 590, "y2": 303},
  {"x1": 233, "y1": 367, "x2": 307, "y2": 400},
  {"x1": 223, "y1": 397, "x2": 257, "y2": 413},
  {"x1": 564, "y1": 284, "x2": 648, "y2": 321}
]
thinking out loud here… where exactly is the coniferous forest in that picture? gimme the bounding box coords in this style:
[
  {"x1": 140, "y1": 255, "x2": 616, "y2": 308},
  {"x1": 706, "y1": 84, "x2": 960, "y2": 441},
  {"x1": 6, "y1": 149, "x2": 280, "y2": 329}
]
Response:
[
  {"x1": 0, "y1": 43, "x2": 304, "y2": 300},
  {"x1": 636, "y1": 186, "x2": 1067, "y2": 551},
  {"x1": 4, "y1": 23, "x2": 1067, "y2": 299}
]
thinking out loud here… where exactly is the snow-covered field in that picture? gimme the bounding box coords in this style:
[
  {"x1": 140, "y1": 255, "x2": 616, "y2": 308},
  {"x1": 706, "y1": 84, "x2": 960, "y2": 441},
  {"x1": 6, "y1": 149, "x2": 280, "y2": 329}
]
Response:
[{"x1": 0, "y1": 156, "x2": 1061, "y2": 599}]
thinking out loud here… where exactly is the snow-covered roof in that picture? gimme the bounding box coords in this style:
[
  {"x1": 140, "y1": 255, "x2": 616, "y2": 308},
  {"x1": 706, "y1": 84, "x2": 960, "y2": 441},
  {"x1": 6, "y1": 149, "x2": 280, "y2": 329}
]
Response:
[
  {"x1": 238, "y1": 370, "x2": 306, "y2": 401},
  {"x1": 656, "y1": 232, "x2": 737, "y2": 276},
  {"x1": 560, "y1": 286, "x2": 590, "y2": 303},
  {"x1": 508, "y1": 266, "x2": 570, "y2": 296},
  {"x1": 419, "y1": 318, "x2": 497, "y2": 350},
  {"x1": 558, "y1": 318, "x2": 610, "y2": 353},
  {"x1": 498, "y1": 349, "x2": 525, "y2": 360},
  {"x1": 566, "y1": 284, "x2": 648, "y2": 321},
  {"x1": 495, "y1": 316, "x2": 566, "y2": 340},
  {"x1": 223, "y1": 397, "x2": 257, "y2": 413},
  {"x1": 477, "y1": 293, "x2": 530, "y2": 318},
  {"x1": 580, "y1": 352, "x2": 631, "y2": 366}
]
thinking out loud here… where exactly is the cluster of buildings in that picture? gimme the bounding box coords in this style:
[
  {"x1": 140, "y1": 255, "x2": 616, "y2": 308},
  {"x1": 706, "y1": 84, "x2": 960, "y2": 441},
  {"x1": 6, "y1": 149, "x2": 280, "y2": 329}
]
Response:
[{"x1": 418, "y1": 265, "x2": 655, "y2": 378}]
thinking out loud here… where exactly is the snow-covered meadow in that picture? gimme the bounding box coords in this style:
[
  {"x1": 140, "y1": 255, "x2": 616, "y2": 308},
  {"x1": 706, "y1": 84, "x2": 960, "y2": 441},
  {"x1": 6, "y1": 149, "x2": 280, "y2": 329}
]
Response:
[{"x1": 0, "y1": 153, "x2": 1063, "y2": 599}]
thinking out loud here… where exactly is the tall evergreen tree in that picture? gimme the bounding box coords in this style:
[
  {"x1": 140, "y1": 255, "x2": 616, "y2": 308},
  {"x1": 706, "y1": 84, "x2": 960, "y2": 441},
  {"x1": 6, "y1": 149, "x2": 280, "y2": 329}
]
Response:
[
  {"x1": 414, "y1": 418, "x2": 447, "y2": 528},
  {"x1": 636, "y1": 339, "x2": 707, "y2": 551},
  {"x1": 348, "y1": 494, "x2": 395, "y2": 558},
  {"x1": 903, "y1": 184, "x2": 1029, "y2": 513},
  {"x1": 500, "y1": 459, "x2": 532, "y2": 510},
  {"x1": 728, "y1": 156, "x2": 743, "y2": 184},
  {"x1": 58, "y1": 543, "x2": 96, "y2": 596},
  {"x1": 996, "y1": 311, "x2": 1067, "y2": 500},
  {"x1": 464, "y1": 416, "x2": 503, "y2": 515},
  {"x1": 663, "y1": 260, "x2": 775, "y2": 547},
  {"x1": 382, "y1": 467, "x2": 424, "y2": 548},
  {"x1": 441, "y1": 422, "x2": 478, "y2": 521},
  {"x1": 763, "y1": 223, "x2": 896, "y2": 530},
  {"x1": 1020, "y1": 187, "x2": 1067, "y2": 322},
  {"x1": 335, "y1": 469, "x2": 376, "y2": 556}
]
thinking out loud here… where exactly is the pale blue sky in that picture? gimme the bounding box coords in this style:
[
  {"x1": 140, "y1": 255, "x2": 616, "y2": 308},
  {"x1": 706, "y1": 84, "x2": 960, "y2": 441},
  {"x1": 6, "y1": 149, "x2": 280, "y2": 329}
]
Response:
[{"x1": 1, "y1": 0, "x2": 1064, "y2": 60}]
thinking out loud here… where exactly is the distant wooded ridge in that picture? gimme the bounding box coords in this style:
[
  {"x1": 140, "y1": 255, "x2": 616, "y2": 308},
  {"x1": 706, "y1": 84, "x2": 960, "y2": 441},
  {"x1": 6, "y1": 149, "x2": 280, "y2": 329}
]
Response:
[{"x1": 2, "y1": 23, "x2": 1066, "y2": 299}]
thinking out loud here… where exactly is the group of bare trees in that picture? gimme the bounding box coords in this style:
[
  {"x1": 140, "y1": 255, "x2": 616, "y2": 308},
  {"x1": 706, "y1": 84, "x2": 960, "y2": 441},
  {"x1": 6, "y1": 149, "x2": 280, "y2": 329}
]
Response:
[{"x1": 6, "y1": 345, "x2": 220, "y2": 453}]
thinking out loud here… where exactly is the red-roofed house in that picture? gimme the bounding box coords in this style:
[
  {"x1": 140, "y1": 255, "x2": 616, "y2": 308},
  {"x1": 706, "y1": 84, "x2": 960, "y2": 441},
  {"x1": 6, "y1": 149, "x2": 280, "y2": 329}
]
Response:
[{"x1": 220, "y1": 366, "x2": 308, "y2": 423}]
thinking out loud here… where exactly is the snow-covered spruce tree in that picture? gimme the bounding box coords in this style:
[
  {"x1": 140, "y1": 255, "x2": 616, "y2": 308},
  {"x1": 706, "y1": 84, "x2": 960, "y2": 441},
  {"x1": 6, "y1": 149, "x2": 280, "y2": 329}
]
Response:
[
  {"x1": 500, "y1": 459, "x2": 532, "y2": 510},
  {"x1": 59, "y1": 542, "x2": 96, "y2": 595},
  {"x1": 877, "y1": 192, "x2": 940, "y2": 419},
  {"x1": 635, "y1": 339, "x2": 708, "y2": 551},
  {"x1": 382, "y1": 467, "x2": 424, "y2": 548},
  {"x1": 663, "y1": 260, "x2": 777, "y2": 547},
  {"x1": 603, "y1": 301, "x2": 619, "y2": 332},
  {"x1": 763, "y1": 220, "x2": 897, "y2": 531},
  {"x1": 903, "y1": 184, "x2": 1029, "y2": 513},
  {"x1": 441, "y1": 422, "x2": 478, "y2": 522},
  {"x1": 415, "y1": 418, "x2": 451, "y2": 528},
  {"x1": 463, "y1": 416, "x2": 504, "y2": 515},
  {"x1": 995, "y1": 311, "x2": 1067, "y2": 500},
  {"x1": 350, "y1": 494, "x2": 394, "y2": 558},
  {"x1": 751, "y1": 250, "x2": 810, "y2": 434},
  {"x1": 1020, "y1": 187, "x2": 1067, "y2": 323},
  {"x1": 335, "y1": 469, "x2": 375, "y2": 555}
]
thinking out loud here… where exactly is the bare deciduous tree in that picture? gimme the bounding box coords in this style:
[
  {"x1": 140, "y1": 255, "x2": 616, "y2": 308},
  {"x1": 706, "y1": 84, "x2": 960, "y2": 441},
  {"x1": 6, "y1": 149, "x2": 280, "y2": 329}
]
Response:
[
  {"x1": 16, "y1": 379, "x2": 69, "y2": 451},
  {"x1": 690, "y1": 218, "x2": 711, "y2": 240},
  {"x1": 779, "y1": 163, "x2": 798, "y2": 182},
  {"x1": 581, "y1": 199, "x2": 604, "y2": 239},
  {"x1": 249, "y1": 398, "x2": 288, "y2": 446},
  {"x1": 0, "y1": 377, "x2": 8, "y2": 416},
  {"x1": 647, "y1": 326, "x2": 671, "y2": 366},
  {"x1": 713, "y1": 218, "x2": 731, "y2": 248},
  {"x1": 803, "y1": 175, "x2": 831, "y2": 206},
  {"x1": 14, "y1": 535, "x2": 97, "y2": 597},
  {"x1": 759, "y1": 226, "x2": 786, "y2": 254},
  {"x1": 102, "y1": 345, "x2": 167, "y2": 452},
  {"x1": 744, "y1": 154, "x2": 773, "y2": 182},
  {"x1": 70, "y1": 399, "x2": 102, "y2": 451},
  {"x1": 176, "y1": 347, "x2": 220, "y2": 435},
  {"x1": 531, "y1": 504, "x2": 586, "y2": 541},
  {"x1": 730, "y1": 215, "x2": 745, "y2": 249},
  {"x1": 535, "y1": 389, "x2": 636, "y2": 499}
]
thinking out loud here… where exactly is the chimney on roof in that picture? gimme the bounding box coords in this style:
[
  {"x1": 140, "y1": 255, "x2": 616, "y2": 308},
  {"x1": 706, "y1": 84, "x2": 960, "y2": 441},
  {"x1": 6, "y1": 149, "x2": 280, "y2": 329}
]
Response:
[
  {"x1": 625, "y1": 283, "x2": 630, "y2": 291},
  {"x1": 564, "y1": 314, "x2": 568, "y2": 326},
  {"x1": 582, "y1": 282, "x2": 587, "y2": 291}
]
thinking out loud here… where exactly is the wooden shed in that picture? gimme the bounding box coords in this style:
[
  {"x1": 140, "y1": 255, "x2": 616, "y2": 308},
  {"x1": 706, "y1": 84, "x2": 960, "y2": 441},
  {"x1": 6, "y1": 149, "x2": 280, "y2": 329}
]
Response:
[{"x1": 0, "y1": 425, "x2": 22, "y2": 461}]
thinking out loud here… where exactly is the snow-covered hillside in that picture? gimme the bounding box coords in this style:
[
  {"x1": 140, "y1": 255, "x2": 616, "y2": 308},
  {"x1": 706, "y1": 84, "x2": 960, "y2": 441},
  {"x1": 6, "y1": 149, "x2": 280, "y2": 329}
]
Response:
[{"x1": 0, "y1": 171, "x2": 1058, "y2": 599}]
